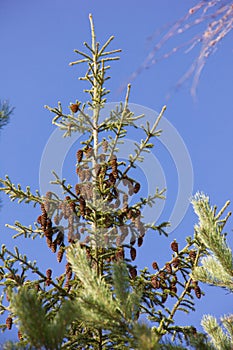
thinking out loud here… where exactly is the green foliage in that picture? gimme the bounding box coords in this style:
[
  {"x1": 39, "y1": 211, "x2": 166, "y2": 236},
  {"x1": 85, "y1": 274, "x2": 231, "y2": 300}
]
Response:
[
  {"x1": 0, "y1": 176, "x2": 42, "y2": 206},
  {"x1": 67, "y1": 243, "x2": 159, "y2": 349},
  {"x1": 0, "y1": 100, "x2": 13, "y2": 129},
  {"x1": 112, "y1": 260, "x2": 141, "y2": 321},
  {"x1": 9, "y1": 286, "x2": 76, "y2": 349},
  {"x1": 201, "y1": 315, "x2": 232, "y2": 350},
  {"x1": 0, "y1": 100, "x2": 14, "y2": 209},
  {"x1": 67, "y1": 243, "x2": 121, "y2": 329},
  {"x1": 191, "y1": 193, "x2": 233, "y2": 348},
  {"x1": 191, "y1": 193, "x2": 232, "y2": 278},
  {"x1": 191, "y1": 193, "x2": 233, "y2": 291}
]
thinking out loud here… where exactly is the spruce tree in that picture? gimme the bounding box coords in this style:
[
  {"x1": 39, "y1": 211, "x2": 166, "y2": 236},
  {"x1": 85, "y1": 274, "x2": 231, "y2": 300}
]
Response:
[{"x1": 0, "y1": 14, "x2": 230, "y2": 349}]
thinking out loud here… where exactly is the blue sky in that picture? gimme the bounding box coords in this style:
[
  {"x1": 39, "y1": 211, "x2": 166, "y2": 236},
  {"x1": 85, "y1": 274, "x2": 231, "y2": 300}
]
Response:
[{"x1": 1, "y1": 0, "x2": 233, "y2": 343}]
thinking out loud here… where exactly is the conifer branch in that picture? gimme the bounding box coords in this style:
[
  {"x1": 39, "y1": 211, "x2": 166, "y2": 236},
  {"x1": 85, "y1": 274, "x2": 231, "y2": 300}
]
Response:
[
  {"x1": 51, "y1": 171, "x2": 79, "y2": 200},
  {"x1": 0, "y1": 176, "x2": 42, "y2": 206},
  {"x1": 10, "y1": 286, "x2": 76, "y2": 349},
  {"x1": 191, "y1": 193, "x2": 233, "y2": 347},
  {"x1": 191, "y1": 193, "x2": 233, "y2": 278},
  {"x1": 123, "y1": 105, "x2": 166, "y2": 177},
  {"x1": 221, "y1": 315, "x2": 233, "y2": 342},
  {"x1": 191, "y1": 256, "x2": 233, "y2": 291},
  {"x1": 67, "y1": 243, "x2": 121, "y2": 324},
  {"x1": 107, "y1": 84, "x2": 132, "y2": 162},
  {"x1": 5, "y1": 221, "x2": 43, "y2": 239},
  {"x1": 44, "y1": 103, "x2": 93, "y2": 137},
  {"x1": 158, "y1": 248, "x2": 201, "y2": 336},
  {"x1": 0, "y1": 246, "x2": 67, "y2": 296},
  {"x1": 0, "y1": 100, "x2": 14, "y2": 130},
  {"x1": 201, "y1": 315, "x2": 232, "y2": 350}
]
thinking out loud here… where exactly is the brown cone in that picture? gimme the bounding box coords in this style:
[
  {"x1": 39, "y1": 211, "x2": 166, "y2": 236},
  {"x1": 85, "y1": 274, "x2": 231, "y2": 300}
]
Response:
[{"x1": 6, "y1": 316, "x2": 12, "y2": 330}]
